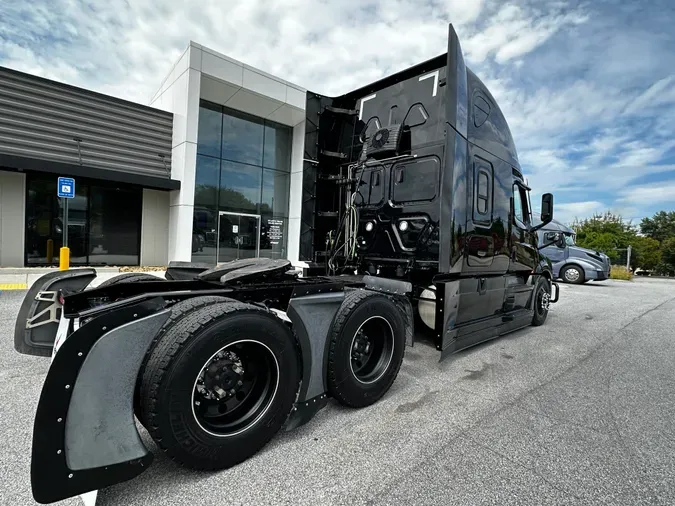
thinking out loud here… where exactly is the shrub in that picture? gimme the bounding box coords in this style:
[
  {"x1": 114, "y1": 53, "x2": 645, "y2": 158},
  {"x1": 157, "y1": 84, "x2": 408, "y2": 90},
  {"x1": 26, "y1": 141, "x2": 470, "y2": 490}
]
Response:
[{"x1": 610, "y1": 265, "x2": 633, "y2": 281}]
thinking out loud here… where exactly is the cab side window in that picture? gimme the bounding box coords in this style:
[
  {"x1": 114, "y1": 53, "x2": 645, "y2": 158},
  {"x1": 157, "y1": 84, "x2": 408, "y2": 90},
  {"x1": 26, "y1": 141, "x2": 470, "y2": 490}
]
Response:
[
  {"x1": 473, "y1": 157, "x2": 493, "y2": 223},
  {"x1": 512, "y1": 184, "x2": 530, "y2": 227}
]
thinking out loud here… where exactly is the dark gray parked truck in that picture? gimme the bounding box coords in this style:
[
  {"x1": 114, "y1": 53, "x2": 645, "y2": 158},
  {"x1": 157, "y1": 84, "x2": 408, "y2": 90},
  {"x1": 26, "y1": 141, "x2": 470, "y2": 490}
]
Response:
[
  {"x1": 14, "y1": 24, "x2": 560, "y2": 504},
  {"x1": 537, "y1": 219, "x2": 611, "y2": 284}
]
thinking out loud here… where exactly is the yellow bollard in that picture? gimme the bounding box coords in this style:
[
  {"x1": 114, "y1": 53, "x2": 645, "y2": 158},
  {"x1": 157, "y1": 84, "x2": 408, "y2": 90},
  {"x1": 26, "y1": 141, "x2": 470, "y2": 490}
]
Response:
[
  {"x1": 46, "y1": 239, "x2": 54, "y2": 264},
  {"x1": 59, "y1": 247, "x2": 70, "y2": 271}
]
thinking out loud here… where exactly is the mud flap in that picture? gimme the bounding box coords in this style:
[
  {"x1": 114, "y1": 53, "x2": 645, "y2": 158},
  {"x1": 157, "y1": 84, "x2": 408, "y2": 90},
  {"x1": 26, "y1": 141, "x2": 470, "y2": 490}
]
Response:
[
  {"x1": 31, "y1": 298, "x2": 169, "y2": 504},
  {"x1": 285, "y1": 289, "x2": 345, "y2": 431},
  {"x1": 14, "y1": 269, "x2": 96, "y2": 357}
]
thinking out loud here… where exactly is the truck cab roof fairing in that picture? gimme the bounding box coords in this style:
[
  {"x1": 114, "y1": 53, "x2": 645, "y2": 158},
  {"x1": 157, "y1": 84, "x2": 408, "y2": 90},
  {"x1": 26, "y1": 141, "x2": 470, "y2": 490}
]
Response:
[
  {"x1": 466, "y1": 69, "x2": 519, "y2": 169},
  {"x1": 319, "y1": 24, "x2": 520, "y2": 171}
]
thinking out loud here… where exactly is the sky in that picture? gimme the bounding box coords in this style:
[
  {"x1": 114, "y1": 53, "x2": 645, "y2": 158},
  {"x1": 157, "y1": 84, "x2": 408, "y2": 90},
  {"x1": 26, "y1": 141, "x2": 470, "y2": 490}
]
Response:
[{"x1": 1, "y1": 0, "x2": 674, "y2": 226}]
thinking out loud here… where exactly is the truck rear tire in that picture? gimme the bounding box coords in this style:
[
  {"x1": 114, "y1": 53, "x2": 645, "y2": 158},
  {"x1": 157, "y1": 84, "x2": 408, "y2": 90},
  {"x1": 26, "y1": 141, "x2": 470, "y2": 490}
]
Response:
[
  {"x1": 134, "y1": 295, "x2": 234, "y2": 426},
  {"x1": 327, "y1": 289, "x2": 406, "y2": 408},
  {"x1": 139, "y1": 301, "x2": 300, "y2": 470}
]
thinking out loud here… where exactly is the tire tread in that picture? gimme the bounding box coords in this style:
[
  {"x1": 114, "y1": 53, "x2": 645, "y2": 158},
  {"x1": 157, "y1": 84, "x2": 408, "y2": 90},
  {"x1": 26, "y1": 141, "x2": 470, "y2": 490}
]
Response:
[
  {"x1": 140, "y1": 301, "x2": 298, "y2": 470},
  {"x1": 134, "y1": 295, "x2": 234, "y2": 424},
  {"x1": 327, "y1": 289, "x2": 406, "y2": 408}
]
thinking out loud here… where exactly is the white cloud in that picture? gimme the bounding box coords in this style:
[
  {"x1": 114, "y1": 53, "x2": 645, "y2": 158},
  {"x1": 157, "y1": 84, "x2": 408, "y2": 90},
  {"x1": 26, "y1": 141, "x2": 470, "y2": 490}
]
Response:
[
  {"x1": 623, "y1": 75, "x2": 675, "y2": 115},
  {"x1": 554, "y1": 201, "x2": 605, "y2": 224},
  {"x1": 462, "y1": 3, "x2": 588, "y2": 64},
  {"x1": 617, "y1": 183, "x2": 675, "y2": 206}
]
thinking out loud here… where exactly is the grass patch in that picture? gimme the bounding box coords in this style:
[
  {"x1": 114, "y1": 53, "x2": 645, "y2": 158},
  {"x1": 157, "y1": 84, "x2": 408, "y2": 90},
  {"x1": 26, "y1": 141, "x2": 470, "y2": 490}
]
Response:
[{"x1": 610, "y1": 265, "x2": 633, "y2": 281}]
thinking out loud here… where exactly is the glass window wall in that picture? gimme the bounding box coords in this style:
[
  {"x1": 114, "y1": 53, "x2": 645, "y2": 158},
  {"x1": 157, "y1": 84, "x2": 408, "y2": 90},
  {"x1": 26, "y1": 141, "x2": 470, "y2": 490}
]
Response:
[{"x1": 193, "y1": 100, "x2": 292, "y2": 264}]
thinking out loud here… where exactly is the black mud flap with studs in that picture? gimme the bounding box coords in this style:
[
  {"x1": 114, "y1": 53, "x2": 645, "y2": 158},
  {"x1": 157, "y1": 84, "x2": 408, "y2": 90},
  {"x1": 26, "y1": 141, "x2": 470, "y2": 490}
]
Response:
[
  {"x1": 14, "y1": 269, "x2": 96, "y2": 357},
  {"x1": 31, "y1": 297, "x2": 169, "y2": 504}
]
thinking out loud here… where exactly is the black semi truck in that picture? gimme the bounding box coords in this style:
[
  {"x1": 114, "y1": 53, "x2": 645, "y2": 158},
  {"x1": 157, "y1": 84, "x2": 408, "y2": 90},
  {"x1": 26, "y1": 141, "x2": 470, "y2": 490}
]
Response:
[{"x1": 14, "y1": 24, "x2": 559, "y2": 504}]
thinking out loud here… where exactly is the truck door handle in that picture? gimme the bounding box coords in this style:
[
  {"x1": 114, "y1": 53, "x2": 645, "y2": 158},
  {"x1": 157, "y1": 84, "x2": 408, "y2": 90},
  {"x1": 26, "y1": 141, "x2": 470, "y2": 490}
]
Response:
[
  {"x1": 395, "y1": 167, "x2": 405, "y2": 184},
  {"x1": 478, "y1": 278, "x2": 487, "y2": 295}
]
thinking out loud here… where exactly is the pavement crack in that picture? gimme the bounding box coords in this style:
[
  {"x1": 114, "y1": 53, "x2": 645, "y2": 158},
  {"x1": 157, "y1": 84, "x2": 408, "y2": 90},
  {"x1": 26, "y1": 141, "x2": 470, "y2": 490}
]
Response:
[{"x1": 620, "y1": 296, "x2": 675, "y2": 330}]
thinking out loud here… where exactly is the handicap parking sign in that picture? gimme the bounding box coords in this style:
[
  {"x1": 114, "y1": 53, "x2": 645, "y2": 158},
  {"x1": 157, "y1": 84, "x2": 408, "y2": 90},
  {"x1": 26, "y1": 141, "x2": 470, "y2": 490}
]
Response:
[{"x1": 57, "y1": 177, "x2": 75, "y2": 198}]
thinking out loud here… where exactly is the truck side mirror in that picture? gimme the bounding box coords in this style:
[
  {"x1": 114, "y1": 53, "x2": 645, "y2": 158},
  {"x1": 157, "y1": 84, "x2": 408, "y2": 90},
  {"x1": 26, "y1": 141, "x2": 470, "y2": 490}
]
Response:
[
  {"x1": 530, "y1": 193, "x2": 554, "y2": 233},
  {"x1": 540, "y1": 193, "x2": 553, "y2": 225}
]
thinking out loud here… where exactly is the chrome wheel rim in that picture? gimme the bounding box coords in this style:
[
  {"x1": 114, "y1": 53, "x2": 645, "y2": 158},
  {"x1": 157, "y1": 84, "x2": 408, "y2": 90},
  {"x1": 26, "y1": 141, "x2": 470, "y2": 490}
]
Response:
[
  {"x1": 537, "y1": 287, "x2": 551, "y2": 315},
  {"x1": 565, "y1": 268, "x2": 580, "y2": 282}
]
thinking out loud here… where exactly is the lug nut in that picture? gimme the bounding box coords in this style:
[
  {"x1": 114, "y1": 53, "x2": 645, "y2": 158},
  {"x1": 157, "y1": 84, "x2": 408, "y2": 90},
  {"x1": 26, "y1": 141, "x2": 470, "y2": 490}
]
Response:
[{"x1": 237, "y1": 380, "x2": 243, "y2": 386}]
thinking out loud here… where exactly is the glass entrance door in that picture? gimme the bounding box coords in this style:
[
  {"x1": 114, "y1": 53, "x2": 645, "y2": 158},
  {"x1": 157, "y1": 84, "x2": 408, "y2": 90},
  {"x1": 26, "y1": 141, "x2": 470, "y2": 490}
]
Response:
[{"x1": 217, "y1": 212, "x2": 261, "y2": 263}]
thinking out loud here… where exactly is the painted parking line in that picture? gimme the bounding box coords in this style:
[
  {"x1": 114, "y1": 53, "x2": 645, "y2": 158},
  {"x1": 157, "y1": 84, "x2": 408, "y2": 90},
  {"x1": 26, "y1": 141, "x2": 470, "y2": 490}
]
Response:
[{"x1": 0, "y1": 283, "x2": 28, "y2": 290}]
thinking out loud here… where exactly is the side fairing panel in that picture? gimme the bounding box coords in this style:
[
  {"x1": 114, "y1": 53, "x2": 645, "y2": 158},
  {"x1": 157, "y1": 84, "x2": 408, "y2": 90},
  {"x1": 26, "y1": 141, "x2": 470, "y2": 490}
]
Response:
[{"x1": 440, "y1": 25, "x2": 470, "y2": 276}]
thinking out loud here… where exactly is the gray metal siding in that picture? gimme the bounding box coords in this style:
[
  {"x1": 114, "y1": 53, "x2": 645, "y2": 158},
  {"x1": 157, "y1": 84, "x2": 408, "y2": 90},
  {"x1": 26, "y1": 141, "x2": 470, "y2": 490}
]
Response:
[{"x1": 0, "y1": 67, "x2": 173, "y2": 180}]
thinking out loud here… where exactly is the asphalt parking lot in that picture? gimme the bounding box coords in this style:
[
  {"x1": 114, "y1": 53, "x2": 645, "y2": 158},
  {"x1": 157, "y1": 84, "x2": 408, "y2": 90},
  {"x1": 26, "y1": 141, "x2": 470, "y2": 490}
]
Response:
[{"x1": 2, "y1": 277, "x2": 675, "y2": 506}]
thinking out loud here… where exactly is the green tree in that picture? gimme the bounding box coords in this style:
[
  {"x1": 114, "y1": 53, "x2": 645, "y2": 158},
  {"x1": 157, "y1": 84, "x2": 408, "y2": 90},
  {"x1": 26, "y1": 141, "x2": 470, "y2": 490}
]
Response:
[
  {"x1": 662, "y1": 237, "x2": 675, "y2": 266},
  {"x1": 640, "y1": 211, "x2": 675, "y2": 242},
  {"x1": 631, "y1": 236, "x2": 661, "y2": 270},
  {"x1": 570, "y1": 211, "x2": 637, "y2": 262}
]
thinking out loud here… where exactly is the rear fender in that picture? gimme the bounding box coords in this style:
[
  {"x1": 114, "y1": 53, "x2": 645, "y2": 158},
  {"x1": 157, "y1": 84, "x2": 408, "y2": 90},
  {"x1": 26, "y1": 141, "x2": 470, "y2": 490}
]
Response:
[
  {"x1": 283, "y1": 279, "x2": 414, "y2": 431},
  {"x1": 285, "y1": 285, "x2": 345, "y2": 431},
  {"x1": 362, "y1": 275, "x2": 415, "y2": 347},
  {"x1": 31, "y1": 297, "x2": 169, "y2": 504},
  {"x1": 14, "y1": 269, "x2": 96, "y2": 357}
]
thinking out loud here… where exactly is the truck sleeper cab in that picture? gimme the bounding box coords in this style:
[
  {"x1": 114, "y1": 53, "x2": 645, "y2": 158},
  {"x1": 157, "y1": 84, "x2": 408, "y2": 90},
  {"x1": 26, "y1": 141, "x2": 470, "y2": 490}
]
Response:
[
  {"x1": 14, "y1": 23, "x2": 559, "y2": 505},
  {"x1": 305, "y1": 24, "x2": 559, "y2": 357}
]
